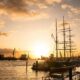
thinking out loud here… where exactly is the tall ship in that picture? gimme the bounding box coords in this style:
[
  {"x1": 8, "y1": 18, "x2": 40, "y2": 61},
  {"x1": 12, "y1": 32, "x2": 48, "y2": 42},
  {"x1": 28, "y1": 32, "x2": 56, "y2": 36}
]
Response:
[{"x1": 32, "y1": 17, "x2": 80, "y2": 80}]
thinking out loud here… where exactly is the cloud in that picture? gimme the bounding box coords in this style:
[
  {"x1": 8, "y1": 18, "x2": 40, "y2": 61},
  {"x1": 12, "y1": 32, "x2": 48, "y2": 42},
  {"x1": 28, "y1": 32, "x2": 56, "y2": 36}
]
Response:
[
  {"x1": 0, "y1": 48, "x2": 27, "y2": 57},
  {"x1": 0, "y1": 0, "x2": 63, "y2": 17},
  {"x1": 61, "y1": 4, "x2": 80, "y2": 15},
  {"x1": 35, "y1": 3, "x2": 48, "y2": 9},
  {"x1": 26, "y1": 12, "x2": 50, "y2": 20},
  {"x1": 0, "y1": 48, "x2": 13, "y2": 54},
  {"x1": 0, "y1": 0, "x2": 38, "y2": 17},
  {"x1": 9, "y1": 10, "x2": 49, "y2": 21},
  {"x1": 0, "y1": 20, "x2": 5, "y2": 29},
  {"x1": 0, "y1": 0, "x2": 28, "y2": 14},
  {"x1": 0, "y1": 32, "x2": 8, "y2": 36},
  {"x1": 45, "y1": 0, "x2": 62, "y2": 4},
  {"x1": 63, "y1": 0, "x2": 80, "y2": 8},
  {"x1": 0, "y1": 0, "x2": 79, "y2": 20}
]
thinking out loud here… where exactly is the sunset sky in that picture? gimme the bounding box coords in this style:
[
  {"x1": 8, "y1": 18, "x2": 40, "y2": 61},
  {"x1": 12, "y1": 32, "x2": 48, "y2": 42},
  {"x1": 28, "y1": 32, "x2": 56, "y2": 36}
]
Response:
[{"x1": 0, "y1": 0, "x2": 80, "y2": 58}]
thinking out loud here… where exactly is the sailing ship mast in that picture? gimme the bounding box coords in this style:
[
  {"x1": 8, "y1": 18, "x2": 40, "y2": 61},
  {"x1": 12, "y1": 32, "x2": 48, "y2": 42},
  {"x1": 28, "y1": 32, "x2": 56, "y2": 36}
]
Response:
[
  {"x1": 69, "y1": 24, "x2": 72, "y2": 57},
  {"x1": 55, "y1": 17, "x2": 67, "y2": 58},
  {"x1": 61, "y1": 17, "x2": 75, "y2": 58},
  {"x1": 52, "y1": 17, "x2": 75, "y2": 58},
  {"x1": 63, "y1": 16, "x2": 66, "y2": 58},
  {"x1": 56, "y1": 17, "x2": 67, "y2": 58},
  {"x1": 55, "y1": 19, "x2": 58, "y2": 58}
]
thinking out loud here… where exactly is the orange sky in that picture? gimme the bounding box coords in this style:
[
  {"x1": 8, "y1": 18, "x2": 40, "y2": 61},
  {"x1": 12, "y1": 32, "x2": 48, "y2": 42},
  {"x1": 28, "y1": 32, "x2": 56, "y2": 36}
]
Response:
[{"x1": 0, "y1": 0, "x2": 80, "y2": 58}]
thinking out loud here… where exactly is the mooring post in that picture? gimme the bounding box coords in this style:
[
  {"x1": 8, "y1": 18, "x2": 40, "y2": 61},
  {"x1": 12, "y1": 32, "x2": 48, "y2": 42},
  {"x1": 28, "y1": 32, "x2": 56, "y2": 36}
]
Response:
[
  {"x1": 69, "y1": 67, "x2": 72, "y2": 80},
  {"x1": 26, "y1": 60, "x2": 28, "y2": 72},
  {"x1": 36, "y1": 60, "x2": 38, "y2": 70},
  {"x1": 62, "y1": 73, "x2": 64, "y2": 80}
]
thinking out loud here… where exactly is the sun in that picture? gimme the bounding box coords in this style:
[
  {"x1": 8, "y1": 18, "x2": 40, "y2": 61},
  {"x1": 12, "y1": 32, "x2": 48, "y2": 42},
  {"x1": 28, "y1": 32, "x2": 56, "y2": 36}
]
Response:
[{"x1": 32, "y1": 42, "x2": 49, "y2": 58}]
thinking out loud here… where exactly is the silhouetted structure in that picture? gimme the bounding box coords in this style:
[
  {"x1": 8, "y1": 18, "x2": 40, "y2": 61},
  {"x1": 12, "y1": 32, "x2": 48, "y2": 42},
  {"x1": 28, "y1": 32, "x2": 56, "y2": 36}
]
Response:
[
  {"x1": 32, "y1": 17, "x2": 79, "y2": 80},
  {"x1": 19, "y1": 54, "x2": 27, "y2": 60},
  {"x1": 13, "y1": 48, "x2": 15, "y2": 58},
  {"x1": 0, "y1": 54, "x2": 4, "y2": 60},
  {"x1": 53, "y1": 16, "x2": 75, "y2": 58}
]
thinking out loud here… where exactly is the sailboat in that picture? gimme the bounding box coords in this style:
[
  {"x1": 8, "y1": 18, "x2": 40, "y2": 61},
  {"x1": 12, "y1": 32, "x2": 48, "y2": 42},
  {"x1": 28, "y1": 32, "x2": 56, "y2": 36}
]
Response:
[{"x1": 32, "y1": 17, "x2": 77, "y2": 76}]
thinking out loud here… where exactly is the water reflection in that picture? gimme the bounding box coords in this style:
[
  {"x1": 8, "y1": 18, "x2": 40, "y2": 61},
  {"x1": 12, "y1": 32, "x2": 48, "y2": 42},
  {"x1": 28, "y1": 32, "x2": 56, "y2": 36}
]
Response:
[{"x1": 0, "y1": 61, "x2": 47, "y2": 80}]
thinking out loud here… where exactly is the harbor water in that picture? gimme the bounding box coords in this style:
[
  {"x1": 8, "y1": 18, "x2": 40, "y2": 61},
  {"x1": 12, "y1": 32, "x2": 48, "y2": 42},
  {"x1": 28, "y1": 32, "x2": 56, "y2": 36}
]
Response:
[
  {"x1": 0, "y1": 60, "x2": 80, "y2": 80},
  {"x1": 0, "y1": 60, "x2": 48, "y2": 80}
]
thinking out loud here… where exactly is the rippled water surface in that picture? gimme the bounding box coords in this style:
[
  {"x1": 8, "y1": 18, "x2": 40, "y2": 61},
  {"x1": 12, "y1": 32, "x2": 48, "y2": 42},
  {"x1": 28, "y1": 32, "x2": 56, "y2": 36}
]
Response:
[{"x1": 0, "y1": 60, "x2": 47, "y2": 80}]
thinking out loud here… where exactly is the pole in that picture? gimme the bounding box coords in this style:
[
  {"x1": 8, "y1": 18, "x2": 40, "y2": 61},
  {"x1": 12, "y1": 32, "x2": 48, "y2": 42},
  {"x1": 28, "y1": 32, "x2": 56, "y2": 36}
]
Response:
[
  {"x1": 26, "y1": 52, "x2": 29, "y2": 73},
  {"x1": 13, "y1": 48, "x2": 15, "y2": 58},
  {"x1": 62, "y1": 73, "x2": 64, "y2": 80},
  {"x1": 69, "y1": 68, "x2": 72, "y2": 80},
  {"x1": 56, "y1": 19, "x2": 58, "y2": 58},
  {"x1": 69, "y1": 25, "x2": 72, "y2": 58},
  {"x1": 63, "y1": 16, "x2": 66, "y2": 58}
]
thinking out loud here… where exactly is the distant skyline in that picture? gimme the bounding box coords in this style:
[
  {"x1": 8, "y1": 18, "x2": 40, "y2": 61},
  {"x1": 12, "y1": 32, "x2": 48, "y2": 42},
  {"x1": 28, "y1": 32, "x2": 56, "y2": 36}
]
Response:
[{"x1": 0, "y1": 0, "x2": 80, "y2": 57}]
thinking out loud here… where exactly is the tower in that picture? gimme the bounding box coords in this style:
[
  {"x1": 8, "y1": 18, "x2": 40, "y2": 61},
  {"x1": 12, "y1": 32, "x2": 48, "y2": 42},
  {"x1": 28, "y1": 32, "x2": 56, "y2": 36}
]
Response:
[{"x1": 13, "y1": 48, "x2": 15, "y2": 58}]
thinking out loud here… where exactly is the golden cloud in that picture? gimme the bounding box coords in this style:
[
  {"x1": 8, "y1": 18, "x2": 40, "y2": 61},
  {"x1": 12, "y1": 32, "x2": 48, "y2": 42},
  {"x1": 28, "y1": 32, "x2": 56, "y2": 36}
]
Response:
[
  {"x1": 36, "y1": 3, "x2": 48, "y2": 9},
  {"x1": 0, "y1": 0, "x2": 63, "y2": 17},
  {"x1": 45, "y1": 0, "x2": 62, "y2": 4},
  {"x1": 0, "y1": 0, "x2": 25, "y2": 12},
  {"x1": 61, "y1": 4, "x2": 80, "y2": 15},
  {"x1": 0, "y1": 32, "x2": 8, "y2": 36},
  {"x1": 10, "y1": 11, "x2": 49, "y2": 21},
  {"x1": 0, "y1": 20, "x2": 5, "y2": 29}
]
